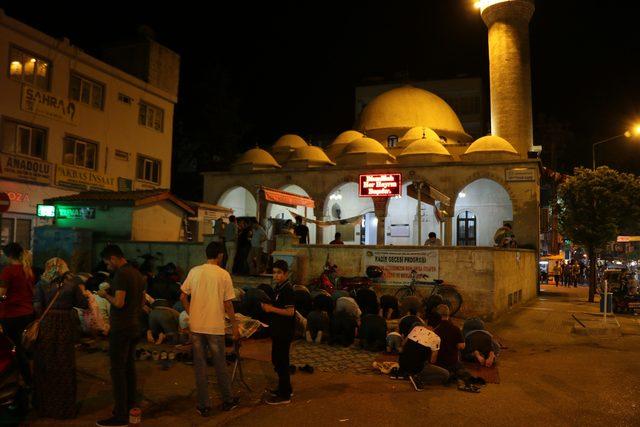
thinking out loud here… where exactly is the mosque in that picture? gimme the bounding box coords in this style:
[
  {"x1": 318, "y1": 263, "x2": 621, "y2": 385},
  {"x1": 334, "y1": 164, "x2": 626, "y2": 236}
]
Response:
[{"x1": 203, "y1": 0, "x2": 539, "y2": 252}]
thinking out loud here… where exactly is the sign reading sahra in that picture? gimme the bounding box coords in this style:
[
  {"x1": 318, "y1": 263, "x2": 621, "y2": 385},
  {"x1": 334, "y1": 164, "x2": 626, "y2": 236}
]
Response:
[
  {"x1": 55, "y1": 164, "x2": 116, "y2": 191},
  {"x1": 0, "y1": 153, "x2": 53, "y2": 184},
  {"x1": 21, "y1": 86, "x2": 78, "y2": 125},
  {"x1": 358, "y1": 173, "x2": 402, "y2": 197},
  {"x1": 361, "y1": 248, "x2": 438, "y2": 286}
]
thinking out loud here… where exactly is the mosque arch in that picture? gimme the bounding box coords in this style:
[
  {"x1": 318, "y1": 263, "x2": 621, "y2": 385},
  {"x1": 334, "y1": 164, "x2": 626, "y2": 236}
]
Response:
[
  {"x1": 217, "y1": 185, "x2": 257, "y2": 218},
  {"x1": 266, "y1": 184, "x2": 316, "y2": 244},
  {"x1": 322, "y1": 181, "x2": 376, "y2": 245},
  {"x1": 385, "y1": 180, "x2": 440, "y2": 245},
  {"x1": 453, "y1": 178, "x2": 513, "y2": 247}
]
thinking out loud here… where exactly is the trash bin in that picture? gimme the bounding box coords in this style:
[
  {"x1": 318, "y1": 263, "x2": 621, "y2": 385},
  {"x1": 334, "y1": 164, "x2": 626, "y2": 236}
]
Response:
[{"x1": 599, "y1": 292, "x2": 613, "y2": 313}]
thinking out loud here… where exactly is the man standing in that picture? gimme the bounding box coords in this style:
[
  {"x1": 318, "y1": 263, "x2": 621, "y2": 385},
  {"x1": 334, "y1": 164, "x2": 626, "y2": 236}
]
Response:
[
  {"x1": 248, "y1": 221, "x2": 267, "y2": 275},
  {"x1": 224, "y1": 215, "x2": 238, "y2": 274},
  {"x1": 96, "y1": 245, "x2": 145, "y2": 427},
  {"x1": 424, "y1": 232, "x2": 442, "y2": 246},
  {"x1": 262, "y1": 260, "x2": 295, "y2": 405},
  {"x1": 180, "y1": 241, "x2": 239, "y2": 416},
  {"x1": 294, "y1": 216, "x2": 309, "y2": 245}
]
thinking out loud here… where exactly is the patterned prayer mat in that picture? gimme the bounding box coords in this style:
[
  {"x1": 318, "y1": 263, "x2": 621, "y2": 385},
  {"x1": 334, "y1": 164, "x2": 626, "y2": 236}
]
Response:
[{"x1": 290, "y1": 340, "x2": 380, "y2": 375}]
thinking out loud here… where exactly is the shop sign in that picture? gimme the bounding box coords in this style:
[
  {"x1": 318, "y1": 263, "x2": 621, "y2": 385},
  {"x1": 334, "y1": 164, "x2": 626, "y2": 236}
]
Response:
[
  {"x1": 21, "y1": 86, "x2": 78, "y2": 125},
  {"x1": 0, "y1": 153, "x2": 53, "y2": 185},
  {"x1": 359, "y1": 173, "x2": 402, "y2": 197},
  {"x1": 506, "y1": 168, "x2": 535, "y2": 182},
  {"x1": 361, "y1": 248, "x2": 438, "y2": 286},
  {"x1": 55, "y1": 164, "x2": 116, "y2": 191},
  {"x1": 56, "y1": 206, "x2": 96, "y2": 219}
]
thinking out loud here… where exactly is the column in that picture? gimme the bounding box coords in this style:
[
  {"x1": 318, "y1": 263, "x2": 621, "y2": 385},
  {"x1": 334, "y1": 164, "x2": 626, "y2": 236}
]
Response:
[{"x1": 372, "y1": 198, "x2": 388, "y2": 246}]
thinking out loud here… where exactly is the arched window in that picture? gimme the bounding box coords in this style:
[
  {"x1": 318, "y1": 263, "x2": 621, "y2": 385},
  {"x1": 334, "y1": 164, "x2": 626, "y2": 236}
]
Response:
[{"x1": 457, "y1": 211, "x2": 476, "y2": 246}]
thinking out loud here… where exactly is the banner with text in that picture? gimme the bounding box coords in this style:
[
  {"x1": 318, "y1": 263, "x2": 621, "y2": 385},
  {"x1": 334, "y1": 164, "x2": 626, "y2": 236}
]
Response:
[
  {"x1": 0, "y1": 153, "x2": 53, "y2": 185},
  {"x1": 55, "y1": 164, "x2": 117, "y2": 191},
  {"x1": 361, "y1": 248, "x2": 438, "y2": 286},
  {"x1": 21, "y1": 86, "x2": 78, "y2": 125}
]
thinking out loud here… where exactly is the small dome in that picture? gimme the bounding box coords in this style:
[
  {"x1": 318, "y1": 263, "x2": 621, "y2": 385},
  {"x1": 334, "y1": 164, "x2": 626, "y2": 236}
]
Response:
[
  {"x1": 399, "y1": 127, "x2": 442, "y2": 147},
  {"x1": 398, "y1": 137, "x2": 453, "y2": 164},
  {"x1": 271, "y1": 134, "x2": 307, "y2": 163},
  {"x1": 337, "y1": 137, "x2": 395, "y2": 166},
  {"x1": 272, "y1": 134, "x2": 307, "y2": 152},
  {"x1": 232, "y1": 147, "x2": 281, "y2": 171},
  {"x1": 462, "y1": 135, "x2": 519, "y2": 161},
  {"x1": 357, "y1": 85, "x2": 470, "y2": 142},
  {"x1": 286, "y1": 145, "x2": 336, "y2": 168},
  {"x1": 325, "y1": 130, "x2": 364, "y2": 160}
]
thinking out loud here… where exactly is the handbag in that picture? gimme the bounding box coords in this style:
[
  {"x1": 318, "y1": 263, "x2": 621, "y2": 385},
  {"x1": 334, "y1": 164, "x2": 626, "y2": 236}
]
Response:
[{"x1": 22, "y1": 284, "x2": 63, "y2": 353}]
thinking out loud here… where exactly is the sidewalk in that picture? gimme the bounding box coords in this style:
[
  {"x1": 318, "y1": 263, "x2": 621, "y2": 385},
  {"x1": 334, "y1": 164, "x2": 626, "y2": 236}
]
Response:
[{"x1": 26, "y1": 285, "x2": 640, "y2": 426}]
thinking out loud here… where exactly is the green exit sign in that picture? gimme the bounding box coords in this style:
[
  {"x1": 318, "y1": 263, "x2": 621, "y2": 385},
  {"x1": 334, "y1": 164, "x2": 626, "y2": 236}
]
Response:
[{"x1": 56, "y1": 206, "x2": 96, "y2": 219}]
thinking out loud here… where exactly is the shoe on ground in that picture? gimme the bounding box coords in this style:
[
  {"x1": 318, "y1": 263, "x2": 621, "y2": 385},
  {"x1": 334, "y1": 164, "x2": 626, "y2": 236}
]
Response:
[
  {"x1": 196, "y1": 406, "x2": 212, "y2": 417},
  {"x1": 389, "y1": 367, "x2": 408, "y2": 380},
  {"x1": 222, "y1": 397, "x2": 240, "y2": 411},
  {"x1": 265, "y1": 388, "x2": 294, "y2": 398},
  {"x1": 96, "y1": 417, "x2": 128, "y2": 427},
  {"x1": 265, "y1": 395, "x2": 291, "y2": 405},
  {"x1": 409, "y1": 375, "x2": 424, "y2": 391}
]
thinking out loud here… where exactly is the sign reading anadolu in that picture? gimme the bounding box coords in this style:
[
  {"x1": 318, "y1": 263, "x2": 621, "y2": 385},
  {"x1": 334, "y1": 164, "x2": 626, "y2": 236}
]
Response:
[
  {"x1": 55, "y1": 164, "x2": 116, "y2": 191},
  {"x1": 361, "y1": 248, "x2": 438, "y2": 286},
  {"x1": 21, "y1": 86, "x2": 78, "y2": 125},
  {"x1": 0, "y1": 152, "x2": 53, "y2": 184}
]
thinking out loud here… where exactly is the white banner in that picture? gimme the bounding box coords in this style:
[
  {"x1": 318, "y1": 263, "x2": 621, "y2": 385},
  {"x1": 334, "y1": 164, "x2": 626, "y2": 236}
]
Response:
[{"x1": 361, "y1": 248, "x2": 439, "y2": 286}]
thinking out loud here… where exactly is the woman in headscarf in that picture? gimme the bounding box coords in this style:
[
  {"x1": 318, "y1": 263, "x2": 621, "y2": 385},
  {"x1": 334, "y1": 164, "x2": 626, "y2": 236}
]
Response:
[{"x1": 33, "y1": 257, "x2": 88, "y2": 419}]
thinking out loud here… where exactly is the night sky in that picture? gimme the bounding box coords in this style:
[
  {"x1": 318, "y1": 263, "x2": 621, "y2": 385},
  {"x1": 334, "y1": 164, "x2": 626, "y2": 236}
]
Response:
[{"x1": 2, "y1": 0, "x2": 639, "y2": 192}]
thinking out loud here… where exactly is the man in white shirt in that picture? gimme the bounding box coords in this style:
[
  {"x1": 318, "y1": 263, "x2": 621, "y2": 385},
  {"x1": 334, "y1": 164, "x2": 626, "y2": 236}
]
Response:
[{"x1": 180, "y1": 242, "x2": 240, "y2": 416}]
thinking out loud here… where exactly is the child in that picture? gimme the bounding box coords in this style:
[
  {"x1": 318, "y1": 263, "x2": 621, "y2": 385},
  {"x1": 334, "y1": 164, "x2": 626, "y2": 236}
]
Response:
[{"x1": 261, "y1": 260, "x2": 296, "y2": 405}]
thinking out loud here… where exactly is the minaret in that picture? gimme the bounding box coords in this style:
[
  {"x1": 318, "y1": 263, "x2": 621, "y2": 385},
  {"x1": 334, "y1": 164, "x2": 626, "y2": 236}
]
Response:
[{"x1": 480, "y1": 0, "x2": 535, "y2": 158}]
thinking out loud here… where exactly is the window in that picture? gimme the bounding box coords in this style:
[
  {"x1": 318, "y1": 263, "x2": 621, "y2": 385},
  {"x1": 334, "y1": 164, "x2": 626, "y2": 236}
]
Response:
[
  {"x1": 118, "y1": 93, "x2": 133, "y2": 105},
  {"x1": 63, "y1": 137, "x2": 98, "y2": 170},
  {"x1": 387, "y1": 135, "x2": 398, "y2": 148},
  {"x1": 69, "y1": 73, "x2": 105, "y2": 110},
  {"x1": 138, "y1": 102, "x2": 164, "y2": 132},
  {"x1": 1, "y1": 217, "x2": 31, "y2": 249},
  {"x1": 457, "y1": 211, "x2": 477, "y2": 246},
  {"x1": 1, "y1": 119, "x2": 46, "y2": 159},
  {"x1": 137, "y1": 155, "x2": 161, "y2": 184},
  {"x1": 8, "y1": 46, "x2": 51, "y2": 90}
]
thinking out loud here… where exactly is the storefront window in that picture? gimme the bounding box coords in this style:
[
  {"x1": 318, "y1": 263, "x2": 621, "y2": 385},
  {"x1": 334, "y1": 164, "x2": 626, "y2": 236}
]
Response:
[{"x1": 0, "y1": 218, "x2": 32, "y2": 249}]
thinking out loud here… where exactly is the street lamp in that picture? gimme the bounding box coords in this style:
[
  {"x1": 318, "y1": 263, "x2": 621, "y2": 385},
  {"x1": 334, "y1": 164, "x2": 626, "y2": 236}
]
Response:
[{"x1": 592, "y1": 125, "x2": 640, "y2": 170}]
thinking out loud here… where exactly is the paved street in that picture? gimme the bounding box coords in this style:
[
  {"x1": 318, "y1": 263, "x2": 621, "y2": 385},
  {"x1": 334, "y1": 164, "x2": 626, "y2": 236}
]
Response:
[{"x1": 25, "y1": 285, "x2": 640, "y2": 427}]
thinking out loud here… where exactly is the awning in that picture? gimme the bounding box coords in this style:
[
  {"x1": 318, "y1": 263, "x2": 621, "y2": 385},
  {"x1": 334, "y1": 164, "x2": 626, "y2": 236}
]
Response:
[
  {"x1": 288, "y1": 209, "x2": 362, "y2": 228},
  {"x1": 260, "y1": 186, "x2": 315, "y2": 208},
  {"x1": 406, "y1": 182, "x2": 451, "y2": 207}
]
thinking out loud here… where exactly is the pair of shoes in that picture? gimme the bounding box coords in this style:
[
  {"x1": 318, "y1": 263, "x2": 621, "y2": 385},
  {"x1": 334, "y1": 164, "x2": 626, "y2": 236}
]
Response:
[
  {"x1": 265, "y1": 395, "x2": 291, "y2": 405},
  {"x1": 96, "y1": 416, "x2": 128, "y2": 426},
  {"x1": 196, "y1": 406, "x2": 212, "y2": 417},
  {"x1": 409, "y1": 375, "x2": 424, "y2": 391},
  {"x1": 299, "y1": 364, "x2": 314, "y2": 374},
  {"x1": 265, "y1": 388, "x2": 294, "y2": 398},
  {"x1": 389, "y1": 368, "x2": 408, "y2": 380},
  {"x1": 458, "y1": 383, "x2": 481, "y2": 393},
  {"x1": 222, "y1": 397, "x2": 240, "y2": 411}
]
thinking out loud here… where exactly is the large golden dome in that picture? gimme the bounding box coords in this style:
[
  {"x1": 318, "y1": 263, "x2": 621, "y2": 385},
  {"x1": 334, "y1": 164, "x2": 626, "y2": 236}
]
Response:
[{"x1": 357, "y1": 86, "x2": 471, "y2": 143}]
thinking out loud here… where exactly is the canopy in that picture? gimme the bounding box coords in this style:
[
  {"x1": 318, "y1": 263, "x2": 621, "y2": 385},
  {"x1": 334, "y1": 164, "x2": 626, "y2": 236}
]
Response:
[
  {"x1": 259, "y1": 186, "x2": 315, "y2": 209},
  {"x1": 541, "y1": 254, "x2": 564, "y2": 261},
  {"x1": 406, "y1": 182, "x2": 451, "y2": 207},
  {"x1": 288, "y1": 209, "x2": 363, "y2": 228}
]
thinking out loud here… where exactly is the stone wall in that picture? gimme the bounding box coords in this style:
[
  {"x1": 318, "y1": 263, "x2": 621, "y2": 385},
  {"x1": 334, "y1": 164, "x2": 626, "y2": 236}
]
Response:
[{"x1": 287, "y1": 244, "x2": 536, "y2": 320}]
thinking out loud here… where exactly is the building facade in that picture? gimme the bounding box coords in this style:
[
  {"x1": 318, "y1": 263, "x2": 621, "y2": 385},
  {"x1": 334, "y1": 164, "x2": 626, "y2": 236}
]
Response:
[{"x1": 0, "y1": 9, "x2": 179, "y2": 249}]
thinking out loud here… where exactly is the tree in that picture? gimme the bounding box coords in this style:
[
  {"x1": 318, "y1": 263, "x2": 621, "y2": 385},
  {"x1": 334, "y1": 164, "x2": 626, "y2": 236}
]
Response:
[{"x1": 558, "y1": 167, "x2": 640, "y2": 302}]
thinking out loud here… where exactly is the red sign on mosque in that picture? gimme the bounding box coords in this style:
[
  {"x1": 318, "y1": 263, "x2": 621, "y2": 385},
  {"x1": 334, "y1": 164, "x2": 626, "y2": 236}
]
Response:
[{"x1": 358, "y1": 173, "x2": 402, "y2": 197}]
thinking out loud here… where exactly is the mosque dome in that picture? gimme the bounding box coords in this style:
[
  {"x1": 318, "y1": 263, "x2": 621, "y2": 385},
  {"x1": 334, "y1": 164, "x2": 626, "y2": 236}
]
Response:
[
  {"x1": 324, "y1": 130, "x2": 364, "y2": 160},
  {"x1": 461, "y1": 135, "x2": 519, "y2": 161},
  {"x1": 232, "y1": 147, "x2": 281, "y2": 172},
  {"x1": 286, "y1": 145, "x2": 336, "y2": 168},
  {"x1": 397, "y1": 135, "x2": 453, "y2": 164},
  {"x1": 271, "y1": 134, "x2": 308, "y2": 163},
  {"x1": 398, "y1": 126, "x2": 443, "y2": 148},
  {"x1": 357, "y1": 86, "x2": 471, "y2": 144},
  {"x1": 337, "y1": 137, "x2": 395, "y2": 166}
]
